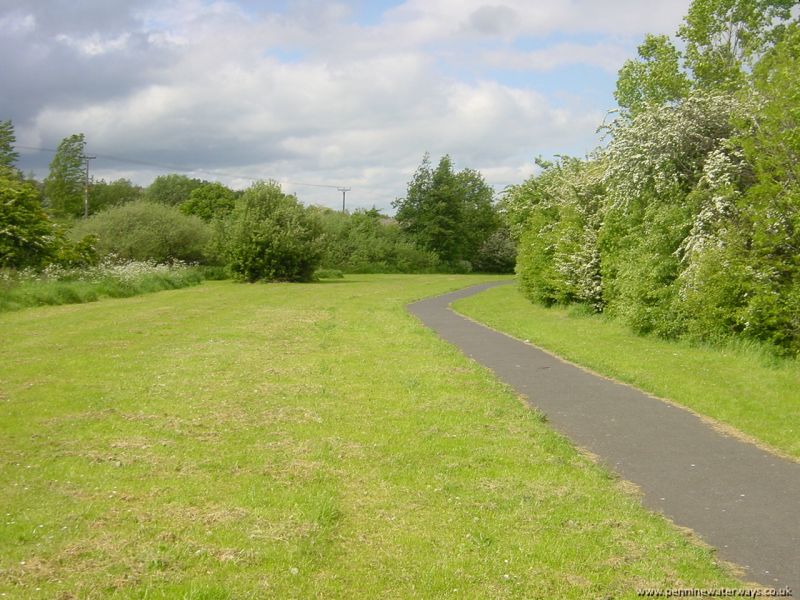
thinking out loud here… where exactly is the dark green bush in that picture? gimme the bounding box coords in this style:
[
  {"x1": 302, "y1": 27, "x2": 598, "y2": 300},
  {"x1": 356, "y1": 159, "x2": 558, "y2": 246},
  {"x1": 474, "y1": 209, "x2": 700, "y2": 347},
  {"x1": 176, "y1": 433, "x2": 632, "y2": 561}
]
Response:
[
  {"x1": 222, "y1": 181, "x2": 322, "y2": 282},
  {"x1": 473, "y1": 228, "x2": 516, "y2": 273}
]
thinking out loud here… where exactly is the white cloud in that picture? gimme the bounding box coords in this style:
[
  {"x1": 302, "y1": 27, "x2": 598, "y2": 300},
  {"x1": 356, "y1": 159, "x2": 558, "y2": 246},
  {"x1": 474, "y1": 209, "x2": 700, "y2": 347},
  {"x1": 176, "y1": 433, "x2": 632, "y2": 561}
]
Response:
[
  {"x1": 484, "y1": 42, "x2": 630, "y2": 73},
  {"x1": 54, "y1": 32, "x2": 132, "y2": 56},
  {"x1": 4, "y1": 0, "x2": 691, "y2": 211}
]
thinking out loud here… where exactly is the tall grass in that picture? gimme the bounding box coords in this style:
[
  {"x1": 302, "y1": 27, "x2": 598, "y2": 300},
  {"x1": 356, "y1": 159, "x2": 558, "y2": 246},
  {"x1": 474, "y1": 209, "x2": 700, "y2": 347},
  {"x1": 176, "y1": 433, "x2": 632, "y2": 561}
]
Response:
[{"x1": 0, "y1": 258, "x2": 204, "y2": 312}]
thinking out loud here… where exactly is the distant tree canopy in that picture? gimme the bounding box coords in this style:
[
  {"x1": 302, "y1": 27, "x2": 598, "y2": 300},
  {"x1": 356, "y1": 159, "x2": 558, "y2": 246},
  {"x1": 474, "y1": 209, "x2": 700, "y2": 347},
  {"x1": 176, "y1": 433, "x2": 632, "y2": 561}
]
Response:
[
  {"x1": 144, "y1": 174, "x2": 204, "y2": 206},
  {"x1": 89, "y1": 178, "x2": 143, "y2": 214},
  {"x1": 2, "y1": 130, "x2": 513, "y2": 276},
  {"x1": 315, "y1": 207, "x2": 440, "y2": 273},
  {"x1": 509, "y1": 0, "x2": 800, "y2": 355},
  {"x1": 392, "y1": 154, "x2": 499, "y2": 269},
  {"x1": 181, "y1": 181, "x2": 237, "y2": 221}
]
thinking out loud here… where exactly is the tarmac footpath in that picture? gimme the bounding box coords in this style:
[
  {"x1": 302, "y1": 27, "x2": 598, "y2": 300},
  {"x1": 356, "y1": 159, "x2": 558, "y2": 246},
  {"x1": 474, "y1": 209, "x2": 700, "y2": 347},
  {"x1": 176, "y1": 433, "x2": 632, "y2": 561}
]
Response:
[{"x1": 408, "y1": 281, "x2": 800, "y2": 592}]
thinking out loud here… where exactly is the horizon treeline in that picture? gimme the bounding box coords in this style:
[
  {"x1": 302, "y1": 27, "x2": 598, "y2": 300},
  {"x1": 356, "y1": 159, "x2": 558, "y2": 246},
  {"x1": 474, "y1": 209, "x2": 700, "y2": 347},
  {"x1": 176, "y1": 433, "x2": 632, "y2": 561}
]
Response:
[{"x1": 0, "y1": 128, "x2": 515, "y2": 277}]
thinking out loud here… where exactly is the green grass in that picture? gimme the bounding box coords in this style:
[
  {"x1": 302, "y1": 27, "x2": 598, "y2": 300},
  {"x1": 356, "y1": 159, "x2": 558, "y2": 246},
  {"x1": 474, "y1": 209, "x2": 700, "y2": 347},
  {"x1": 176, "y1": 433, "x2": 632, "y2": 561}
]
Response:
[
  {"x1": 453, "y1": 283, "x2": 800, "y2": 460},
  {"x1": 0, "y1": 275, "x2": 746, "y2": 598}
]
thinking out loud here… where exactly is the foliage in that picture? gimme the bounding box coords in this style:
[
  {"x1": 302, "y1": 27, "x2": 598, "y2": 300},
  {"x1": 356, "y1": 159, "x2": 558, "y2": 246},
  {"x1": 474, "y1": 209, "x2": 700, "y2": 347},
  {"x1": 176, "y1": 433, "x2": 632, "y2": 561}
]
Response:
[
  {"x1": 222, "y1": 180, "x2": 322, "y2": 282},
  {"x1": 88, "y1": 178, "x2": 143, "y2": 214},
  {"x1": 393, "y1": 154, "x2": 497, "y2": 267},
  {"x1": 52, "y1": 233, "x2": 100, "y2": 268},
  {"x1": 0, "y1": 171, "x2": 58, "y2": 269},
  {"x1": 43, "y1": 133, "x2": 87, "y2": 218},
  {"x1": 472, "y1": 227, "x2": 516, "y2": 273},
  {"x1": 677, "y1": 0, "x2": 796, "y2": 89},
  {"x1": 316, "y1": 207, "x2": 439, "y2": 273},
  {"x1": 603, "y1": 92, "x2": 742, "y2": 209},
  {"x1": 510, "y1": 157, "x2": 604, "y2": 308},
  {"x1": 180, "y1": 181, "x2": 237, "y2": 221},
  {"x1": 511, "y1": 0, "x2": 800, "y2": 355},
  {"x1": 144, "y1": 173, "x2": 204, "y2": 206},
  {"x1": 615, "y1": 34, "x2": 691, "y2": 116},
  {"x1": 71, "y1": 200, "x2": 211, "y2": 263}
]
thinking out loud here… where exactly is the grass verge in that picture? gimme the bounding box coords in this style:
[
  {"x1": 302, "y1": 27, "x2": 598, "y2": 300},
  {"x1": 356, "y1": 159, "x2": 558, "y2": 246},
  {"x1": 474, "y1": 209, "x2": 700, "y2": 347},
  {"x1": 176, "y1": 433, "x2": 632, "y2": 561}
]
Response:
[
  {"x1": 0, "y1": 267, "x2": 204, "y2": 313},
  {"x1": 452, "y1": 283, "x2": 800, "y2": 461},
  {"x1": 1, "y1": 275, "x2": 745, "y2": 597}
]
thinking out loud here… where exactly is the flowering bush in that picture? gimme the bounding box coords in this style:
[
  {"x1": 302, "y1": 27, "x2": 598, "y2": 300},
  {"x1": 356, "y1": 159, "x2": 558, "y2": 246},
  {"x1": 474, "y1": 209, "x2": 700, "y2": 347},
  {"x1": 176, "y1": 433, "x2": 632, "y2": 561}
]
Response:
[
  {"x1": 0, "y1": 257, "x2": 203, "y2": 312},
  {"x1": 3, "y1": 256, "x2": 194, "y2": 283}
]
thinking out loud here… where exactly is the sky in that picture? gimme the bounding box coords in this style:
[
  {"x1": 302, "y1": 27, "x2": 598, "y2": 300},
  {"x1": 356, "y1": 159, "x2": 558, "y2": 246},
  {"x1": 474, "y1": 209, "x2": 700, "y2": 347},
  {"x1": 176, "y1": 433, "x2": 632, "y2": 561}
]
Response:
[{"x1": 1, "y1": 0, "x2": 692, "y2": 212}]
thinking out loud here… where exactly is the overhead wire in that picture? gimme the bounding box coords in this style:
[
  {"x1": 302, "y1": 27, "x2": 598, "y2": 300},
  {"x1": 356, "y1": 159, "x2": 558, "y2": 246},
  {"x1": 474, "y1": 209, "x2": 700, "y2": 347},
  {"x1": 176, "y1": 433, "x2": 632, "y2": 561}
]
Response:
[{"x1": 15, "y1": 145, "x2": 346, "y2": 190}]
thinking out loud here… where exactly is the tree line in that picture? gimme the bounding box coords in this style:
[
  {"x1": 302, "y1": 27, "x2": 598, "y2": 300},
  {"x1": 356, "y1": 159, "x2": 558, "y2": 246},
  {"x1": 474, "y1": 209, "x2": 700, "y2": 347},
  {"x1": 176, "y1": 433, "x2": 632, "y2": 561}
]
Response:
[
  {"x1": 503, "y1": 0, "x2": 799, "y2": 355},
  {"x1": 0, "y1": 127, "x2": 514, "y2": 278}
]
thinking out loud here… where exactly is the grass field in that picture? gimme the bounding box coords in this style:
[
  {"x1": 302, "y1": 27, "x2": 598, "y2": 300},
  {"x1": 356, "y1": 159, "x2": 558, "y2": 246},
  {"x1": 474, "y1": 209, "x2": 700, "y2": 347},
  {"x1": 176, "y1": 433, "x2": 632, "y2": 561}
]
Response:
[
  {"x1": 453, "y1": 284, "x2": 800, "y2": 461},
  {"x1": 1, "y1": 275, "x2": 745, "y2": 598}
]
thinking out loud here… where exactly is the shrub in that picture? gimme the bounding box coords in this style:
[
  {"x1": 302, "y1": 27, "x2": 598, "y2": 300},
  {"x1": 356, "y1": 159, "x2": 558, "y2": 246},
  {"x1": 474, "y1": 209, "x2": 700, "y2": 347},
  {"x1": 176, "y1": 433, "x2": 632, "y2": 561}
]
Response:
[
  {"x1": 71, "y1": 201, "x2": 211, "y2": 263},
  {"x1": 473, "y1": 228, "x2": 516, "y2": 273},
  {"x1": 314, "y1": 268, "x2": 344, "y2": 280},
  {"x1": 222, "y1": 181, "x2": 322, "y2": 282},
  {"x1": 513, "y1": 157, "x2": 604, "y2": 307},
  {"x1": 316, "y1": 208, "x2": 440, "y2": 273}
]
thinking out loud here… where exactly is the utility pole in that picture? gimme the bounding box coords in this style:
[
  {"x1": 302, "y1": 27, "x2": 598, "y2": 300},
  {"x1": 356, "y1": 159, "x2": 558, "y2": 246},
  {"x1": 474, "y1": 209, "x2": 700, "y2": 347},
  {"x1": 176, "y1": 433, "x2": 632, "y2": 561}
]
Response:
[
  {"x1": 82, "y1": 154, "x2": 96, "y2": 218},
  {"x1": 337, "y1": 187, "x2": 351, "y2": 213}
]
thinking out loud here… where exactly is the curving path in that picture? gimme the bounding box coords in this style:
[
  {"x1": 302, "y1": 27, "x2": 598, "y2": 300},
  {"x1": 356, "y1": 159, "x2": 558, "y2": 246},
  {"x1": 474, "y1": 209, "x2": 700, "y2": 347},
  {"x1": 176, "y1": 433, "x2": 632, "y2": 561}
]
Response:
[{"x1": 409, "y1": 281, "x2": 800, "y2": 592}]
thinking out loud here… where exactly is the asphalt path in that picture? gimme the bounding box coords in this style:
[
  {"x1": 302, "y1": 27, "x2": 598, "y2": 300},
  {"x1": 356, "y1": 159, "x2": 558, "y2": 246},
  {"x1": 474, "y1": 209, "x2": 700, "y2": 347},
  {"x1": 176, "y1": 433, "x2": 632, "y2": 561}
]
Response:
[{"x1": 408, "y1": 281, "x2": 800, "y2": 592}]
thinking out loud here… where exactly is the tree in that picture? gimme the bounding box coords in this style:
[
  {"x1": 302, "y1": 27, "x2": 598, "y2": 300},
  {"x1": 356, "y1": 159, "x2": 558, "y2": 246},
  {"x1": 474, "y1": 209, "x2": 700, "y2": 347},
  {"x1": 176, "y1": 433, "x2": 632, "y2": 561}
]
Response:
[
  {"x1": 222, "y1": 181, "x2": 323, "y2": 282},
  {"x1": 393, "y1": 154, "x2": 497, "y2": 267},
  {"x1": 180, "y1": 181, "x2": 237, "y2": 221},
  {"x1": 0, "y1": 171, "x2": 58, "y2": 268},
  {"x1": 43, "y1": 133, "x2": 86, "y2": 218},
  {"x1": 456, "y1": 167, "x2": 498, "y2": 262},
  {"x1": 0, "y1": 120, "x2": 20, "y2": 174},
  {"x1": 89, "y1": 178, "x2": 143, "y2": 214},
  {"x1": 615, "y1": 35, "x2": 691, "y2": 116},
  {"x1": 144, "y1": 174, "x2": 204, "y2": 206},
  {"x1": 678, "y1": 0, "x2": 796, "y2": 90}
]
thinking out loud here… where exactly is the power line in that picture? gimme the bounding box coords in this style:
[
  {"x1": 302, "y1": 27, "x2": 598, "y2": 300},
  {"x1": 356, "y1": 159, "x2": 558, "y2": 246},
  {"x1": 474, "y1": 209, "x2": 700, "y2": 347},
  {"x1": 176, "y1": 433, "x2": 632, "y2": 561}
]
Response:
[{"x1": 16, "y1": 145, "x2": 347, "y2": 191}]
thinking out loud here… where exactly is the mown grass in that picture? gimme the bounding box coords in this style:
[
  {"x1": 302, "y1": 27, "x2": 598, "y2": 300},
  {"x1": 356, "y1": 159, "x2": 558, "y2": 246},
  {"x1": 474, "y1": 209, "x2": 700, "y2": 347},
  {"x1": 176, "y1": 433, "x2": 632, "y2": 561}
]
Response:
[
  {"x1": 453, "y1": 283, "x2": 800, "y2": 460},
  {"x1": 0, "y1": 275, "x2": 745, "y2": 598}
]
